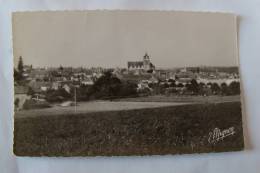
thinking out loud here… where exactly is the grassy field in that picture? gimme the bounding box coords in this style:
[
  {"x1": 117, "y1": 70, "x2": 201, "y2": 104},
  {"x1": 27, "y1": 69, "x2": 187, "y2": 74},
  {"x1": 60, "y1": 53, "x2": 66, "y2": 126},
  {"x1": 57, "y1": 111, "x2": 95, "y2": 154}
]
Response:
[
  {"x1": 15, "y1": 101, "x2": 191, "y2": 118},
  {"x1": 14, "y1": 101, "x2": 244, "y2": 156},
  {"x1": 115, "y1": 95, "x2": 241, "y2": 103},
  {"x1": 15, "y1": 95, "x2": 240, "y2": 118}
]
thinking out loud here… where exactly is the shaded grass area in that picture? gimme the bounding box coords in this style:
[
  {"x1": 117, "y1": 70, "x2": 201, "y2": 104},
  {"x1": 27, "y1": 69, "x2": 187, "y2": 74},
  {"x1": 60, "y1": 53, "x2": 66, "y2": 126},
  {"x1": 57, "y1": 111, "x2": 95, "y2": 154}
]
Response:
[
  {"x1": 14, "y1": 102, "x2": 244, "y2": 156},
  {"x1": 115, "y1": 95, "x2": 241, "y2": 103}
]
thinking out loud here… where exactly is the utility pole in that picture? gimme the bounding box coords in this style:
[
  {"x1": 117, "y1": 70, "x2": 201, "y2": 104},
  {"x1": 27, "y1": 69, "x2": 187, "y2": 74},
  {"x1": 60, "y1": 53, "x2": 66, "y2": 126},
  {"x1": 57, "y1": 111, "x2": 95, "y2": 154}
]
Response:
[{"x1": 74, "y1": 87, "x2": 77, "y2": 113}]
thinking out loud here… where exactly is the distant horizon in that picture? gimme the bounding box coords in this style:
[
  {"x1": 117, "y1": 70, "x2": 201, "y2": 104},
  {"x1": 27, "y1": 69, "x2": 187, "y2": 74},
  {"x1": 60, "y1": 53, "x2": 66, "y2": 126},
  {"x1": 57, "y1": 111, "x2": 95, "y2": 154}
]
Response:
[
  {"x1": 16, "y1": 52, "x2": 240, "y2": 69},
  {"x1": 18, "y1": 61, "x2": 239, "y2": 70},
  {"x1": 18, "y1": 62, "x2": 240, "y2": 70}
]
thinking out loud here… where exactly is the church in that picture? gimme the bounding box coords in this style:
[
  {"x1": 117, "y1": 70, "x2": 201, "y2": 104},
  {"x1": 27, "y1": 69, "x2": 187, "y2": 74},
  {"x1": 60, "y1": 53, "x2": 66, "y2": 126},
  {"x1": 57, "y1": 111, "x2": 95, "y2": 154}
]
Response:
[{"x1": 127, "y1": 53, "x2": 155, "y2": 72}]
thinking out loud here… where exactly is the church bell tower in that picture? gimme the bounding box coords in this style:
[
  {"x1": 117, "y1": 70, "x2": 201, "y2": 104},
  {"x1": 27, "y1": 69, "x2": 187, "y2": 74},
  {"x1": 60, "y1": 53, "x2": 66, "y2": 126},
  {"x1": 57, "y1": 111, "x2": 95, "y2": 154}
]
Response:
[{"x1": 143, "y1": 53, "x2": 150, "y2": 71}]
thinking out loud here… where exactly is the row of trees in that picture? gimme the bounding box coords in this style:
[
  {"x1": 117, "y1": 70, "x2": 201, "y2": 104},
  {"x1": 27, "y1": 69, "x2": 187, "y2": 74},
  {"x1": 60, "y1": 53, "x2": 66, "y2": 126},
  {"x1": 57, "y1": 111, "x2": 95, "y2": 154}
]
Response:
[
  {"x1": 147, "y1": 79, "x2": 240, "y2": 96},
  {"x1": 185, "y1": 79, "x2": 240, "y2": 95}
]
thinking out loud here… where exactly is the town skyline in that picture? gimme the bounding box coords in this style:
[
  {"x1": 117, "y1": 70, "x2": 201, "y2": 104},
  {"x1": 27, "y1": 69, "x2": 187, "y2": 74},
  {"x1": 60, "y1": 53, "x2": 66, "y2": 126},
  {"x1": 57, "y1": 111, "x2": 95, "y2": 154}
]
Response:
[{"x1": 16, "y1": 55, "x2": 239, "y2": 70}]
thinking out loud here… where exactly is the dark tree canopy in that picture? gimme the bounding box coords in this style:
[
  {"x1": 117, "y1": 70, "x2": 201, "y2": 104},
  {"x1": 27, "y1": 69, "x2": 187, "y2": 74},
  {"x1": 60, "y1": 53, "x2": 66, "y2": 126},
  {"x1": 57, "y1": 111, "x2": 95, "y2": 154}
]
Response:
[
  {"x1": 18, "y1": 56, "x2": 24, "y2": 74},
  {"x1": 45, "y1": 88, "x2": 72, "y2": 102},
  {"x1": 14, "y1": 56, "x2": 25, "y2": 83},
  {"x1": 229, "y1": 81, "x2": 240, "y2": 95},
  {"x1": 211, "y1": 83, "x2": 221, "y2": 94},
  {"x1": 14, "y1": 68, "x2": 20, "y2": 82},
  {"x1": 221, "y1": 82, "x2": 230, "y2": 95},
  {"x1": 87, "y1": 71, "x2": 137, "y2": 99},
  {"x1": 186, "y1": 79, "x2": 199, "y2": 94}
]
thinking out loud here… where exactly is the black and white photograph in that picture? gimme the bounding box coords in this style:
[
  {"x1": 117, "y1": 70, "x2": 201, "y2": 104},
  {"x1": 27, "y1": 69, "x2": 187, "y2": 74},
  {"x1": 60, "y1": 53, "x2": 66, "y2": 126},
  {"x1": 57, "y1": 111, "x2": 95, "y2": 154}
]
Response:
[{"x1": 13, "y1": 11, "x2": 244, "y2": 156}]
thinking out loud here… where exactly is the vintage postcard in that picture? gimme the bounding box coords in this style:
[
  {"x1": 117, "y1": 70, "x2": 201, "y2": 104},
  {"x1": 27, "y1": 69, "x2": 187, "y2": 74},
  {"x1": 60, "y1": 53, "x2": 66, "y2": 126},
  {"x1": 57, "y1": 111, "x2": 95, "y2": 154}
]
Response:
[{"x1": 13, "y1": 10, "x2": 244, "y2": 156}]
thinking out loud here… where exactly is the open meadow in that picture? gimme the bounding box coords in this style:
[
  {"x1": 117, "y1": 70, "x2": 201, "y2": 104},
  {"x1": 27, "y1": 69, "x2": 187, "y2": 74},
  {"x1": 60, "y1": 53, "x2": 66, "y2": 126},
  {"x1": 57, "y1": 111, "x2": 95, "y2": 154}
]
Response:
[
  {"x1": 115, "y1": 95, "x2": 241, "y2": 103},
  {"x1": 15, "y1": 101, "x2": 191, "y2": 118},
  {"x1": 14, "y1": 100, "x2": 244, "y2": 156}
]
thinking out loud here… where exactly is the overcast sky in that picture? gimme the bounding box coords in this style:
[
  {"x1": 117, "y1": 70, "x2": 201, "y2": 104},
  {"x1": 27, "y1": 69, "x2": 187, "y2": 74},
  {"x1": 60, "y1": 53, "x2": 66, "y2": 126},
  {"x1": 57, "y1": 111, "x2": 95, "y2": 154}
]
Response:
[{"x1": 13, "y1": 11, "x2": 238, "y2": 68}]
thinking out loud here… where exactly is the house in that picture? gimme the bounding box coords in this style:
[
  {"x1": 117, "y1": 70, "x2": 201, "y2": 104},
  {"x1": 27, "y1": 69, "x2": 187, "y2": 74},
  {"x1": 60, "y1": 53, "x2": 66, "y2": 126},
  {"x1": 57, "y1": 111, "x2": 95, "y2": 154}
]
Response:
[
  {"x1": 81, "y1": 77, "x2": 94, "y2": 86},
  {"x1": 32, "y1": 93, "x2": 46, "y2": 102},
  {"x1": 121, "y1": 73, "x2": 152, "y2": 83},
  {"x1": 28, "y1": 81, "x2": 52, "y2": 93},
  {"x1": 29, "y1": 68, "x2": 49, "y2": 81},
  {"x1": 137, "y1": 82, "x2": 152, "y2": 92},
  {"x1": 148, "y1": 76, "x2": 159, "y2": 84},
  {"x1": 52, "y1": 81, "x2": 62, "y2": 90},
  {"x1": 197, "y1": 77, "x2": 240, "y2": 85},
  {"x1": 175, "y1": 70, "x2": 196, "y2": 84},
  {"x1": 51, "y1": 81, "x2": 75, "y2": 93},
  {"x1": 62, "y1": 84, "x2": 71, "y2": 93},
  {"x1": 14, "y1": 86, "x2": 31, "y2": 110}
]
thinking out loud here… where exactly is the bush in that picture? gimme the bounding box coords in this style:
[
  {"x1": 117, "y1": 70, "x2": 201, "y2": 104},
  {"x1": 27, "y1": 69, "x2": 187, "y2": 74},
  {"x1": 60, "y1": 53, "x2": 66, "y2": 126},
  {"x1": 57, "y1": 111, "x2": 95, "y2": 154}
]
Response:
[
  {"x1": 220, "y1": 82, "x2": 240, "y2": 96},
  {"x1": 14, "y1": 98, "x2": 20, "y2": 107},
  {"x1": 186, "y1": 79, "x2": 199, "y2": 94},
  {"x1": 229, "y1": 81, "x2": 240, "y2": 95},
  {"x1": 23, "y1": 99, "x2": 51, "y2": 110},
  {"x1": 87, "y1": 71, "x2": 137, "y2": 99},
  {"x1": 211, "y1": 83, "x2": 221, "y2": 95},
  {"x1": 45, "y1": 88, "x2": 72, "y2": 103},
  {"x1": 118, "y1": 81, "x2": 138, "y2": 97}
]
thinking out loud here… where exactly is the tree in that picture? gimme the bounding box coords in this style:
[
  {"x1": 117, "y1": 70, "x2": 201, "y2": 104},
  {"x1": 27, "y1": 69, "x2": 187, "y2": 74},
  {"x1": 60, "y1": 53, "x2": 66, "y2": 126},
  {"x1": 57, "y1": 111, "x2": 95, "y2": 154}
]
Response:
[
  {"x1": 92, "y1": 71, "x2": 121, "y2": 97},
  {"x1": 87, "y1": 71, "x2": 137, "y2": 99},
  {"x1": 18, "y1": 56, "x2": 24, "y2": 74},
  {"x1": 27, "y1": 87, "x2": 35, "y2": 96},
  {"x1": 211, "y1": 83, "x2": 220, "y2": 94},
  {"x1": 198, "y1": 82, "x2": 206, "y2": 95},
  {"x1": 207, "y1": 82, "x2": 212, "y2": 87},
  {"x1": 14, "y1": 98, "x2": 20, "y2": 109},
  {"x1": 118, "y1": 81, "x2": 137, "y2": 97},
  {"x1": 199, "y1": 82, "x2": 205, "y2": 87},
  {"x1": 59, "y1": 65, "x2": 64, "y2": 71},
  {"x1": 177, "y1": 83, "x2": 184, "y2": 88},
  {"x1": 87, "y1": 71, "x2": 120, "y2": 99},
  {"x1": 14, "y1": 68, "x2": 20, "y2": 82},
  {"x1": 76, "y1": 85, "x2": 91, "y2": 101},
  {"x1": 229, "y1": 81, "x2": 240, "y2": 95},
  {"x1": 15, "y1": 56, "x2": 24, "y2": 82},
  {"x1": 163, "y1": 82, "x2": 170, "y2": 88},
  {"x1": 147, "y1": 69, "x2": 153, "y2": 73},
  {"x1": 221, "y1": 83, "x2": 230, "y2": 95},
  {"x1": 45, "y1": 88, "x2": 72, "y2": 102},
  {"x1": 186, "y1": 79, "x2": 199, "y2": 94},
  {"x1": 168, "y1": 79, "x2": 176, "y2": 87}
]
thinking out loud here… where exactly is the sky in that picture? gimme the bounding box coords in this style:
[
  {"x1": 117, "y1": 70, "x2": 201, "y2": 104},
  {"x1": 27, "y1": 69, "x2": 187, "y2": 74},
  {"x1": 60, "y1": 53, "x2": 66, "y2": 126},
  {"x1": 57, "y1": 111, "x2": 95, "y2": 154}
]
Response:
[{"x1": 13, "y1": 11, "x2": 239, "y2": 68}]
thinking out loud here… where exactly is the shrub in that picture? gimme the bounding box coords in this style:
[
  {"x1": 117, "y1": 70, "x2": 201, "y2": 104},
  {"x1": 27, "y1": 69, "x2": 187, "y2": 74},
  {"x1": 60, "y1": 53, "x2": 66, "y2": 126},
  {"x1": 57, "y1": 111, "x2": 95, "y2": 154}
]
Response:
[
  {"x1": 87, "y1": 71, "x2": 137, "y2": 99},
  {"x1": 45, "y1": 88, "x2": 72, "y2": 103},
  {"x1": 229, "y1": 81, "x2": 240, "y2": 95},
  {"x1": 23, "y1": 99, "x2": 51, "y2": 110}
]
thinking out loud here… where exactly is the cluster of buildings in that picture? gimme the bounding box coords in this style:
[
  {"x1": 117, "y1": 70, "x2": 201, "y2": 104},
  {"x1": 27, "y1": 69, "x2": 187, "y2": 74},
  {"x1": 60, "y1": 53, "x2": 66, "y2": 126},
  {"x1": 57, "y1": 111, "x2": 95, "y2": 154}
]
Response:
[
  {"x1": 14, "y1": 53, "x2": 240, "y2": 109},
  {"x1": 125, "y1": 53, "x2": 239, "y2": 91},
  {"x1": 17, "y1": 65, "x2": 104, "y2": 92}
]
